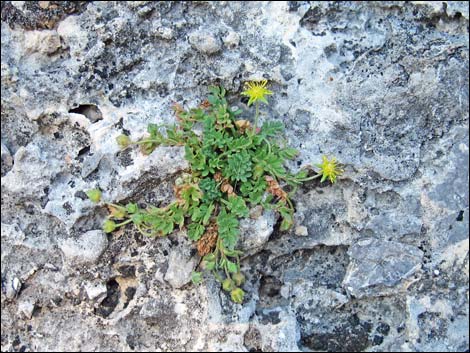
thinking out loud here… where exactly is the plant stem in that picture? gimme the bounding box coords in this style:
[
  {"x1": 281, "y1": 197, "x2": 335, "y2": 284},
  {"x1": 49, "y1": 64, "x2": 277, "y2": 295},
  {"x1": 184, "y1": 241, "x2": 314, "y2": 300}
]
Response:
[
  {"x1": 212, "y1": 270, "x2": 223, "y2": 282},
  {"x1": 116, "y1": 219, "x2": 132, "y2": 227},
  {"x1": 297, "y1": 174, "x2": 322, "y2": 181},
  {"x1": 254, "y1": 101, "x2": 259, "y2": 128}
]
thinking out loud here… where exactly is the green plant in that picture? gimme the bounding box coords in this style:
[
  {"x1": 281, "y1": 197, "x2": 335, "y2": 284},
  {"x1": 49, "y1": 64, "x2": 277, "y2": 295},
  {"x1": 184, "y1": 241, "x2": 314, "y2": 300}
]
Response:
[{"x1": 99, "y1": 83, "x2": 343, "y2": 304}]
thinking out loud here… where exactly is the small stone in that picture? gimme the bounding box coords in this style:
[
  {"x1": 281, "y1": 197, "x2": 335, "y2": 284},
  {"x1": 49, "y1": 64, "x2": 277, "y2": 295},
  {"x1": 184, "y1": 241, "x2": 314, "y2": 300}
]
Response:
[
  {"x1": 137, "y1": 5, "x2": 153, "y2": 17},
  {"x1": 17, "y1": 300, "x2": 36, "y2": 319},
  {"x1": 188, "y1": 30, "x2": 221, "y2": 54},
  {"x1": 164, "y1": 249, "x2": 198, "y2": 289},
  {"x1": 154, "y1": 26, "x2": 174, "y2": 40},
  {"x1": 12, "y1": 277, "x2": 21, "y2": 291},
  {"x1": 59, "y1": 230, "x2": 108, "y2": 266},
  {"x1": 223, "y1": 31, "x2": 240, "y2": 48},
  {"x1": 84, "y1": 282, "x2": 108, "y2": 303},
  {"x1": 24, "y1": 30, "x2": 62, "y2": 55},
  {"x1": 433, "y1": 269, "x2": 440, "y2": 276},
  {"x1": 11, "y1": 1, "x2": 25, "y2": 10},
  {"x1": 239, "y1": 210, "x2": 277, "y2": 254},
  {"x1": 5, "y1": 277, "x2": 22, "y2": 299},
  {"x1": 1, "y1": 142, "x2": 13, "y2": 171},
  {"x1": 38, "y1": 1, "x2": 50, "y2": 9},
  {"x1": 295, "y1": 225, "x2": 308, "y2": 236},
  {"x1": 43, "y1": 263, "x2": 58, "y2": 271}
]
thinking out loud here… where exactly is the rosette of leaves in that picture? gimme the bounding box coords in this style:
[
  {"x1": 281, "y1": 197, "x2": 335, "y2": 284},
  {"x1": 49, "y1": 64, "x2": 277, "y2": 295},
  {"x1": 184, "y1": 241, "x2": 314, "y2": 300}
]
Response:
[
  {"x1": 199, "y1": 177, "x2": 222, "y2": 202},
  {"x1": 224, "y1": 151, "x2": 252, "y2": 183}
]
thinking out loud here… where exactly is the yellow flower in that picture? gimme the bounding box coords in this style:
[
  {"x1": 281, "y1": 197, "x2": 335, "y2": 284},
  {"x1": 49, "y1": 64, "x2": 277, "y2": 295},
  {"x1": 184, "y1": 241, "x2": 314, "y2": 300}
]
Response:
[
  {"x1": 241, "y1": 80, "x2": 273, "y2": 106},
  {"x1": 316, "y1": 156, "x2": 343, "y2": 183}
]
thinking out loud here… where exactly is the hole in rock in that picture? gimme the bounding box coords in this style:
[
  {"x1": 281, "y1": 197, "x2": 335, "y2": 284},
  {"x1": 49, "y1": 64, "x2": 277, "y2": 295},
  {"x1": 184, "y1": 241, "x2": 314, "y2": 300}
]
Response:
[
  {"x1": 94, "y1": 278, "x2": 120, "y2": 318},
  {"x1": 69, "y1": 104, "x2": 103, "y2": 123}
]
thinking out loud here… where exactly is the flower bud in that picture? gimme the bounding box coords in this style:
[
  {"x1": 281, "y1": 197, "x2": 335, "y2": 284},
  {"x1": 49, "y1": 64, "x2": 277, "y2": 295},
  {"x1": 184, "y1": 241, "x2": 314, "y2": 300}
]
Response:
[
  {"x1": 222, "y1": 278, "x2": 234, "y2": 292},
  {"x1": 86, "y1": 189, "x2": 102, "y2": 203},
  {"x1": 116, "y1": 134, "x2": 131, "y2": 149},
  {"x1": 230, "y1": 288, "x2": 245, "y2": 304},
  {"x1": 232, "y1": 273, "x2": 245, "y2": 287},
  {"x1": 103, "y1": 220, "x2": 116, "y2": 233}
]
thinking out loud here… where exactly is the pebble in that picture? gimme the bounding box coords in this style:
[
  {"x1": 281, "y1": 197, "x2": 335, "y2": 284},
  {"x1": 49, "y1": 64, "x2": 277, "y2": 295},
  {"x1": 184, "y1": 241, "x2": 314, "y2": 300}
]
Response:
[
  {"x1": 188, "y1": 30, "x2": 221, "y2": 54},
  {"x1": 223, "y1": 31, "x2": 240, "y2": 48},
  {"x1": 295, "y1": 225, "x2": 309, "y2": 236}
]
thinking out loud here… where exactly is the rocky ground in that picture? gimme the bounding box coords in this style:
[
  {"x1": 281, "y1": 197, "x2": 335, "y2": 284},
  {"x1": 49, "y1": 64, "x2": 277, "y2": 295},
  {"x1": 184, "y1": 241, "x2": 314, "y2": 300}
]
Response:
[{"x1": 1, "y1": 1, "x2": 469, "y2": 352}]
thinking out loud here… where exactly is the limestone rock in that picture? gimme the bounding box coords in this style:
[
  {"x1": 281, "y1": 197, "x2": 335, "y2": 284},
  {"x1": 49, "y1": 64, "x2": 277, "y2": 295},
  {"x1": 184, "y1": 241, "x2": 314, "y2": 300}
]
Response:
[
  {"x1": 58, "y1": 230, "x2": 108, "y2": 266},
  {"x1": 343, "y1": 238, "x2": 424, "y2": 298},
  {"x1": 188, "y1": 30, "x2": 221, "y2": 54}
]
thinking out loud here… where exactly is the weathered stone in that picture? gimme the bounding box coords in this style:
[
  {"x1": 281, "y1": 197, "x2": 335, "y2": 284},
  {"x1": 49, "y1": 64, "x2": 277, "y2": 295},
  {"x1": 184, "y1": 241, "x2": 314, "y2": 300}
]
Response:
[
  {"x1": 188, "y1": 30, "x2": 221, "y2": 54},
  {"x1": 58, "y1": 230, "x2": 108, "y2": 266},
  {"x1": 343, "y1": 239, "x2": 424, "y2": 298},
  {"x1": 23, "y1": 30, "x2": 62, "y2": 55},
  {"x1": 17, "y1": 299, "x2": 35, "y2": 319},
  {"x1": 223, "y1": 31, "x2": 240, "y2": 49},
  {"x1": 248, "y1": 308, "x2": 301, "y2": 352},
  {"x1": 1, "y1": 141, "x2": 13, "y2": 176},
  {"x1": 164, "y1": 233, "x2": 198, "y2": 289},
  {"x1": 239, "y1": 210, "x2": 277, "y2": 255},
  {"x1": 84, "y1": 282, "x2": 108, "y2": 303}
]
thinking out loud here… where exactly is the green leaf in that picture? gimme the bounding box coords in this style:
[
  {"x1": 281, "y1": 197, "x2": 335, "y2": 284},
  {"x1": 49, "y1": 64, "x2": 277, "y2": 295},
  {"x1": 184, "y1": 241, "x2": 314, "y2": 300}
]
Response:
[
  {"x1": 280, "y1": 218, "x2": 293, "y2": 231},
  {"x1": 203, "y1": 253, "x2": 216, "y2": 262},
  {"x1": 199, "y1": 178, "x2": 221, "y2": 202},
  {"x1": 172, "y1": 212, "x2": 184, "y2": 228},
  {"x1": 188, "y1": 223, "x2": 205, "y2": 241},
  {"x1": 217, "y1": 208, "x2": 239, "y2": 250},
  {"x1": 295, "y1": 169, "x2": 309, "y2": 179},
  {"x1": 161, "y1": 220, "x2": 174, "y2": 235},
  {"x1": 226, "y1": 260, "x2": 238, "y2": 274},
  {"x1": 191, "y1": 271, "x2": 202, "y2": 285},
  {"x1": 126, "y1": 203, "x2": 138, "y2": 214},
  {"x1": 181, "y1": 185, "x2": 202, "y2": 208},
  {"x1": 224, "y1": 151, "x2": 252, "y2": 182},
  {"x1": 190, "y1": 203, "x2": 214, "y2": 224},
  {"x1": 207, "y1": 94, "x2": 218, "y2": 105},
  {"x1": 223, "y1": 278, "x2": 234, "y2": 292},
  {"x1": 131, "y1": 213, "x2": 144, "y2": 225},
  {"x1": 223, "y1": 249, "x2": 243, "y2": 257},
  {"x1": 266, "y1": 154, "x2": 286, "y2": 177},
  {"x1": 147, "y1": 123, "x2": 159, "y2": 136},
  {"x1": 202, "y1": 203, "x2": 215, "y2": 225},
  {"x1": 205, "y1": 261, "x2": 216, "y2": 270},
  {"x1": 279, "y1": 147, "x2": 299, "y2": 160},
  {"x1": 225, "y1": 196, "x2": 249, "y2": 218},
  {"x1": 260, "y1": 121, "x2": 284, "y2": 138}
]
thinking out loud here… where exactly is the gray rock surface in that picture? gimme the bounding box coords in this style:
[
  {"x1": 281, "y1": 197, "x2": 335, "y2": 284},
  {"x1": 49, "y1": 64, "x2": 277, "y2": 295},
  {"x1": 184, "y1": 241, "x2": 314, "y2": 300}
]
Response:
[
  {"x1": 239, "y1": 209, "x2": 277, "y2": 256},
  {"x1": 58, "y1": 230, "x2": 108, "y2": 266},
  {"x1": 1, "y1": 1, "x2": 468, "y2": 352},
  {"x1": 164, "y1": 232, "x2": 199, "y2": 289},
  {"x1": 343, "y1": 238, "x2": 424, "y2": 298}
]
